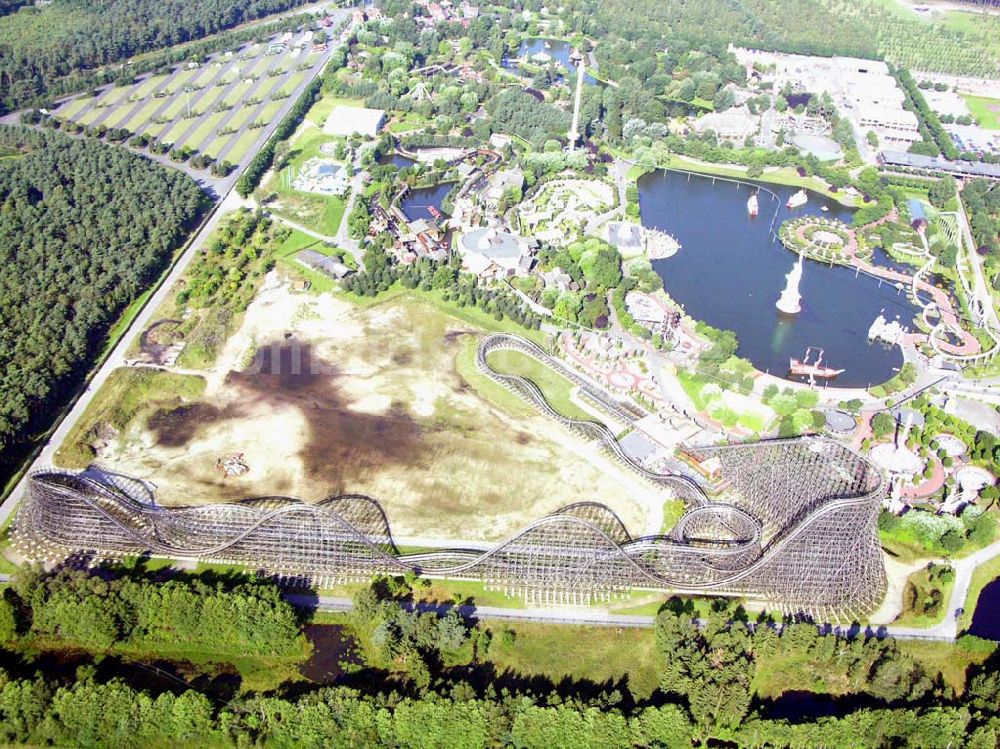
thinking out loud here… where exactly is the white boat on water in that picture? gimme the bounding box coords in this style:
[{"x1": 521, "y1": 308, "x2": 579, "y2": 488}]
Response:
[
  {"x1": 747, "y1": 192, "x2": 759, "y2": 217},
  {"x1": 786, "y1": 189, "x2": 808, "y2": 209}
]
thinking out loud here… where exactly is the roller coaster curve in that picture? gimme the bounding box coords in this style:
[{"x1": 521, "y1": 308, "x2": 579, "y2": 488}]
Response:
[{"x1": 13, "y1": 336, "x2": 888, "y2": 620}]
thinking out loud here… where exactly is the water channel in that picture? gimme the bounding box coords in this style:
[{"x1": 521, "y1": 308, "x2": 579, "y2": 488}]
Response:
[
  {"x1": 639, "y1": 169, "x2": 921, "y2": 388},
  {"x1": 970, "y1": 577, "x2": 1000, "y2": 641}
]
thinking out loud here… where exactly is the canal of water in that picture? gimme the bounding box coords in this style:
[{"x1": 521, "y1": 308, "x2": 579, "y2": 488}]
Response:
[
  {"x1": 380, "y1": 153, "x2": 418, "y2": 169},
  {"x1": 639, "y1": 169, "x2": 921, "y2": 388},
  {"x1": 970, "y1": 576, "x2": 1000, "y2": 641}
]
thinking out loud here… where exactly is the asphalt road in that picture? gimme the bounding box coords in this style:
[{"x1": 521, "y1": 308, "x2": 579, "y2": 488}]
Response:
[{"x1": 283, "y1": 591, "x2": 975, "y2": 641}]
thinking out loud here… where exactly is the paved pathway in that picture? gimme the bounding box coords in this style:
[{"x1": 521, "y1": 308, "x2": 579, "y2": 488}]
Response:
[
  {"x1": 268, "y1": 211, "x2": 364, "y2": 269},
  {"x1": 284, "y1": 590, "x2": 983, "y2": 641}
]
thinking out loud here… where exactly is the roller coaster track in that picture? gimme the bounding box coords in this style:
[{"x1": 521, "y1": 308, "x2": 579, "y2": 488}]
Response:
[
  {"x1": 476, "y1": 333, "x2": 706, "y2": 503},
  {"x1": 20, "y1": 460, "x2": 883, "y2": 613},
  {"x1": 14, "y1": 337, "x2": 888, "y2": 616}
]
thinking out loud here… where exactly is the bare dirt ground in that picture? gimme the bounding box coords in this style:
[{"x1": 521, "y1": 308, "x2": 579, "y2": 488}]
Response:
[{"x1": 83, "y1": 272, "x2": 663, "y2": 541}]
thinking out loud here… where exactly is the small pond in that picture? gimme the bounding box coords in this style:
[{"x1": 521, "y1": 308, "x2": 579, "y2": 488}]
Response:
[
  {"x1": 506, "y1": 37, "x2": 600, "y2": 86},
  {"x1": 399, "y1": 182, "x2": 454, "y2": 222},
  {"x1": 380, "y1": 153, "x2": 418, "y2": 169},
  {"x1": 300, "y1": 624, "x2": 362, "y2": 683}
]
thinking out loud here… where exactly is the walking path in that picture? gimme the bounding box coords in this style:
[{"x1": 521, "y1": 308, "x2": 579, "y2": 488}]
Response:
[
  {"x1": 268, "y1": 211, "x2": 365, "y2": 269},
  {"x1": 284, "y1": 589, "x2": 987, "y2": 641}
]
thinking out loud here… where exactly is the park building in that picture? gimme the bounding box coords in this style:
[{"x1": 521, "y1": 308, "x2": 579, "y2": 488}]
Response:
[
  {"x1": 856, "y1": 106, "x2": 921, "y2": 148},
  {"x1": 458, "y1": 227, "x2": 536, "y2": 281},
  {"x1": 295, "y1": 250, "x2": 353, "y2": 280},
  {"x1": 692, "y1": 106, "x2": 759, "y2": 144},
  {"x1": 323, "y1": 105, "x2": 386, "y2": 138},
  {"x1": 730, "y1": 47, "x2": 921, "y2": 150}
]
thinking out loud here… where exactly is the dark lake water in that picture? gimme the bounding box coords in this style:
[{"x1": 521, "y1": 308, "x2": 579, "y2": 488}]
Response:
[
  {"x1": 507, "y1": 37, "x2": 599, "y2": 86},
  {"x1": 969, "y1": 578, "x2": 1000, "y2": 641},
  {"x1": 380, "y1": 153, "x2": 417, "y2": 169},
  {"x1": 300, "y1": 624, "x2": 361, "y2": 683},
  {"x1": 400, "y1": 182, "x2": 453, "y2": 222},
  {"x1": 640, "y1": 169, "x2": 919, "y2": 388}
]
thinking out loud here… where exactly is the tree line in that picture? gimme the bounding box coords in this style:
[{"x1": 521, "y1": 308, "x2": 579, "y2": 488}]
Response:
[
  {"x1": 0, "y1": 126, "x2": 208, "y2": 479},
  {"x1": 0, "y1": 0, "x2": 316, "y2": 114},
  {"x1": 0, "y1": 563, "x2": 305, "y2": 655},
  {"x1": 1, "y1": 567, "x2": 999, "y2": 747}
]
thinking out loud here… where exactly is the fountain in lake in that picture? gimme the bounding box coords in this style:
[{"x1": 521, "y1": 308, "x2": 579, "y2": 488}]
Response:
[{"x1": 775, "y1": 252, "x2": 804, "y2": 315}]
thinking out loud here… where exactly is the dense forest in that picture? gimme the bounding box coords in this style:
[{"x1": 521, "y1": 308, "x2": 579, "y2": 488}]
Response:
[
  {"x1": 0, "y1": 126, "x2": 207, "y2": 473},
  {"x1": 0, "y1": 0, "x2": 315, "y2": 113},
  {"x1": 0, "y1": 566, "x2": 998, "y2": 748},
  {"x1": 562, "y1": 0, "x2": 1000, "y2": 77}
]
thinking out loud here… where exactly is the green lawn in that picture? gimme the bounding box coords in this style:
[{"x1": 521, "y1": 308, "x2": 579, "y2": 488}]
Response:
[
  {"x1": 276, "y1": 71, "x2": 307, "y2": 98},
  {"x1": 163, "y1": 68, "x2": 198, "y2": 95},
  {"x1": 192, "y1": 83, "x2": 229, "y2": 113},
  {"x1": 101, "y1": 98, "x2": 142, "y2": 128},
  {"x1": 304, "y1": 93, "x2": 365, "y2": 126},
  {"x1": 962, "y1": 94, "x2": 1000, "y2": 130},
  {"x1": 133, "y1": 73, "x2": 170, "y2": 99},
  {"x1": 55, "y1": 368, "x2": 206, "y2": 469},
  {"x1": 264, "y1": 129, "x2": 349, "y2": 234},
  {"x1": 222, "y1": 125, "x2": 267, "y2": 163},
  {"x1": 486, "y1": 621, "x2": 662, "y2": 698},
  {"x1": 76, "y1": 104, "x2": 107, "y2": 127},
  {"x1": 57, "y1": 95, "x2": 95, "y2": 120},
  {"x1": 245, "y1": 54, "x2": 273, "y2": 79},
  {"x1": 222, "y1": 80, "x2": 254, "y2": 107},
  {"x1": 160, "y1": 117, "x2": 195, "y2": 147},
  {"x1": 661, "y1": 499, "x2": 686, "y2": 534},
  {"x1": 388, "y1": 111, "x2": 428, "y2": 133},
  {"x1": 254, "y1": 100, "x2": 284, "y2": 127},
  {"x1": 485, "y1": 348, "x2": 595, "y2": 422},
  {"x1": 141, "y1": 120, "x2": 169, "y2": 139},
  {"x1": 897, "y1": 636, "x2": 996, "y2": 695},
  {"x1": 202, "y1": 132, "x2": 231, "y2": 159},
  {"x1": 179, "y1": 111, "x2": 229, "y2": 152},
  {"x1": 193, "y1": 65, "x2": 221, "y2": 88},
  {"x1": 225, "y1": 101, "x2": 263, "y2": 132},
  {"x1": 122, "y1": 98, "x2": 163, "y2": 133}
]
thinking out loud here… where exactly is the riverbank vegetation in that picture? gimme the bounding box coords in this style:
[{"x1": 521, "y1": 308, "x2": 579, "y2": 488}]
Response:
[
  {"x1": 0, "y1": 126, "x2": 207, "y2": 485},
  {"x1": 0, "y1": 566, "x2": 998, "y2": 747}
]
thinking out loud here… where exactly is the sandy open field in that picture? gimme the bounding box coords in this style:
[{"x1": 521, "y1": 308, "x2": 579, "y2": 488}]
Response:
[{"x1": 72, "y1": 273, "x2": 664, "y2": 541}]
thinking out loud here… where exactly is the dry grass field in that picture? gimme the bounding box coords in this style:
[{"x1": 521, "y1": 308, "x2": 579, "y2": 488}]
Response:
[{"x1": 58, "y1": 275, "x2": 663, "y2": 541}]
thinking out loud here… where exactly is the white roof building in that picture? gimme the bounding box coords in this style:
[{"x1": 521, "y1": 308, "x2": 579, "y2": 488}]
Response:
[
  {"x1": 458, "y1": 227, "x2": 532, "y2": 280},
  {"x1": 323, "y1": 105, "x2": 386, "y2": 137},
  {"x1": 692, "y1": 106, "x2": 759, "y2": 142}
]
